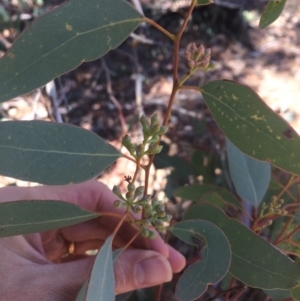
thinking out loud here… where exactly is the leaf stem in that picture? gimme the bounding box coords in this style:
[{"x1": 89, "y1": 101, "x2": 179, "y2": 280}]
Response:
[
  {"x1": 143, "y1": 17, "x2": 176, "y2": 41},
  {"x1": 122, "y1": 230, "x2": 141, "y2": 251},
  {"x1": 177, "y1": 85, "x2": 201, "y2": 92},
  {"x1": 112, "y1": 213, "x2": 128, "y2": 238},
  {"x1": 275, "y1": 224, "x2": 300, "y2": 245},
  {"x1": 121, "y1": 153, "x2": 137, "y2": 164},
  {"x1": 273, "y1": 216, "x2": 292, "y2": 245}
]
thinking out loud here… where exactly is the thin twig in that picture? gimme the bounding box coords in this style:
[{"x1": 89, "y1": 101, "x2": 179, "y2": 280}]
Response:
[{"x1": 101, "y1": 59, "x2": 127, "y2": 138}]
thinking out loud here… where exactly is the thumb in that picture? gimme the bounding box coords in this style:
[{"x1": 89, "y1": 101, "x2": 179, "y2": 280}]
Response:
[{"x1": 114, "y1": 249, "x2": 173, "y2": 295}]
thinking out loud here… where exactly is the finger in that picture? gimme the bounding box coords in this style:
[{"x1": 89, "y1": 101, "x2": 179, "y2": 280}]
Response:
[
  {"x1": 167, "y1": 245, "x2": 186, "y2": 273},
  {"x1": 114, "y1": 249, "x2": 172, "y2": 295}
]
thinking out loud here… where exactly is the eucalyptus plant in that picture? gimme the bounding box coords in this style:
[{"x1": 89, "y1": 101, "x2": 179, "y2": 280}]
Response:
[{"x1": 0, "y1": 0, "x2": 298, "y2": 300}]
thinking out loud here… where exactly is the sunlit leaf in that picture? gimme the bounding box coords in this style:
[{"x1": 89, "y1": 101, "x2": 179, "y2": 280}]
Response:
[
  {"x1": 226, "y1": 138, "x2": 270, "y2": 206},
  {"x1": 0, "y1": 121, "x2": 120, "y2": 184},
  {"x1": 0, "y1": 0, "x2": 143, "y2": 102},
  {"x1": 175, "y1": 184, "x2": 242, "y2": 209},
  {"x1": 86, "y1": 235, "x2": 114, "y2": 301},
  {"x1": 0, "y1": 200, "x2": 98, "y2": 237},
  {"x1": 264, "y1": 289, "x2": 291, "y2": 301},
  {"x1": 200, "y1": 80, "x2": 300, "y2": 176},
  {"x1": 169, "y1": 220, "x2": 231, "y2": 301},
  {"x1": 259, "y1": 0, "x2": 287, "y2": 29},
  {"x1": 185, "y1": 204, "x2": 300, "y2": 289}
]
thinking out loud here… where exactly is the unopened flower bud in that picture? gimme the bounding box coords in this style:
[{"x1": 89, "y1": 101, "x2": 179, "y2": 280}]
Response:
[
  {"x1": 113, "y1": 185, "x2": 122, "y2": 197},
  {"x1": 141, "y1": 228, "x2": 149, "y2": 237},
  {"x1": 133, "y1": 205, "x2": 143, "y2": 214},
  {"x1": 127, "y1": 183, "x2": 135, "y2": 192},
  {"x1": 157, "y1": 210, "x2": 166, "y2": 218},
  {"x1": 184, "y1": 50, "x2": 191, "y2": 60},
  {"x1": 122, "y1": 135, "x2": 131, "y2": 147},
  {"x1": 151, "y1": 123, "x2": 161, "y2": 134},
  {"x1": 150, "y1": 113, "x2": 159, "y2": 127},
  {"x1": 156, "y1": 126, "x2": 168, "y2": 135},
  {"x1": 114, "y1": 200, "x2": 122, "y2": 208},
  {"x1": 140, "y1": 114, "x2": 149, "y2": 129},
  {"x1": 155, "y1": 220, "x2": 165, "y2": 229},
  {"x1": 148, "y1": 231, "x2": 156, "y2": 239},
  {"x1": 188, "y1": 60, "x2": 195, "y2": 68},
  {"x1": 126, "y1": 191, "x2": 134, "y2": 199},
  {"x1": 134, "y1": 186, "x2": 144, "y2": 199},
  {"x1": 147, "y1": 135, "x2": 159, "y2": 143},
  {"x1": 142, "y1": 219, "x2": 152, "y2": 227},
  {"x1": 189, "y1": 43, "x2": 197, "y2": 53}
]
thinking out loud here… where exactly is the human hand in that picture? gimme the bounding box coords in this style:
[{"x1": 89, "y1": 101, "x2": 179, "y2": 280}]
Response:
[{"x1": 0, "y1": 180, "x2": 185, "y2": 301}]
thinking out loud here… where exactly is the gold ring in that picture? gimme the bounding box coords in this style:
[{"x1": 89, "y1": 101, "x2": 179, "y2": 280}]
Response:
[{"x1": 68, "y1": 241, "x2": 75, "y2": 255}]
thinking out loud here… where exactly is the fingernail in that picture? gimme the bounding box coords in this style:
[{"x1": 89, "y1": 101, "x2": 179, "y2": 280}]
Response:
[{"x1": 136, "y1": 256, "x2": 172, "y2": 285}]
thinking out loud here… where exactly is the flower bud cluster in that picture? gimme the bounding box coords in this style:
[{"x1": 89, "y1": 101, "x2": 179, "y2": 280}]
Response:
[
  {"x1": 137, "y1": 195, "x2": 172, "y2": 238},
  {"x1": 112, "y1": 183, "x2": 171, "y2": 239},
  {"x1": 184, "y1": 43, "x2": 211, "y2": 69},
  {"x1": 122, "y1": 113, "x2": 168, "y2": 159},
  {"x1": 260, "y1": 196, "x2": 287, "y2": 217}
]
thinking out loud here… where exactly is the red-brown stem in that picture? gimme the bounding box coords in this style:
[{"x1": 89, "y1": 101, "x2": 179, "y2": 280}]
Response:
[
  {"x1": 224, "y1": 277, "x2": 236, "y2": 301},
  {"x1": 121, "y1": 153, "x2": 137, "y2": 164},
  {"x1": 154, "y1": 284, "x2": 163, "y2": 301},
  {"x1": 122, "y1": 230, "x2": 141, "y2": 251},
  {"x1": 177, "y1": 85, "x2": 202, "y2": 92},
  {"x1": 275, "y1": 224, "x2": 300, "y2": 245},
  {"x1": 132, "y1": 159, "x2": 141, "y2": 183},
  {"x1": 112, "y1": 214, "x2": 128, "y2": 238},
  {"x1": 99, "y1": 212, "x2": 126, "y2": 220},
  {"x1": 231, "y1": 288, "x2": 246, "y2": 301},
  {"x1": 275, "y1": 174, "x2": 296, "y2": 201},
  {"x1": 143, "y1": 0, "x2": 196, "y2": 196},
  {"x1": 273, "y1": 216, "x2": 293, "y2": 245},
  {"x1": 143, "y1": 17, "x2": 176, "y2": 41}
]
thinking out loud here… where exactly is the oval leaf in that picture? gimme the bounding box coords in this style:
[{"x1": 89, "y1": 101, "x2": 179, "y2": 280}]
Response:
[
  {"x1": 169, "y1": 220, "x2": 231, "y2": 301},
  {"x1": 259, "y1": 0, "x2": 287, "y2": 29},
  {"x1": 226, "y1": 138, "x2": 270, "y2": 206},
  {"x1": 200, "y1": 80, "x2": 300, "y2": 176},
  {"x1": 185, "y1": 204, "x2": 300, "y2": 289},
  {"x1": 291, "y1": 285, "x2": 300, "y2": 301},
  {"x1": 175, "y1": 184, "x2": 242, "y2": 209},
  {"x1": 86, "y1": 235, "x2": 115, "y2": 301},
  {"x1": 75, "y1": 278, "x2": 89, "y2": 301},
  {"x1": 264, "y1": 289, "x2": 291, "y2": 301},
  {"x1": 0, "y1": 0, "x2": 142, "y2": 102},
  {"x1": 0, "y1": 121, "x2": 120, "y2": 184},
  {"x1": 0, "y1": 200, "x2": 98, "y2": 237}
]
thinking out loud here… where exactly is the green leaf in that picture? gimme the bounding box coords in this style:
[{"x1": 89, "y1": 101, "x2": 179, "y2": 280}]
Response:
[
  {"x1": 0, "y1": 0, "x2": 142, "y2": 102},
  {"x1": 196, "y1": 0, "x2": 214, "y2": 5},
  {"x1": 200, "y1": 80, "x2": 300, "y2": 176},
  {"x1": 169, "y1": 220, "x2": 231, "y2": 301},
  {"x1": 264, "y1": 289, "x2": 291, "y2": 301},
  {"x1": 226, "y1": 138, "x2": 270, "y2": 206},
  {"x1": 116, "y1": 292, "x2": 133, "y2": 301},
  {"x1": 0, "y1": 200, "x2": 98, "y2": 237},
  {"x1": 259, "y1": 0, "x2": 287, "y2": 29},
  {"x1": 75, "y1": 278, "x2": 89, "y2": 301},
  {"x1": 0, "y1": 121, "x2": 120, "y2": 184},
  {"x1": 86, "y1": 235, "x2": 115, "y2": 301},
  {"x1": 184, "y1": 204, "x2": 300, "y2": 289},
  {"x1": 175, "y1": 184, "x2": 242, "y2": 209},
  {"x1": 291, "y1": 285, "x2": 300, "y2": 301}
]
